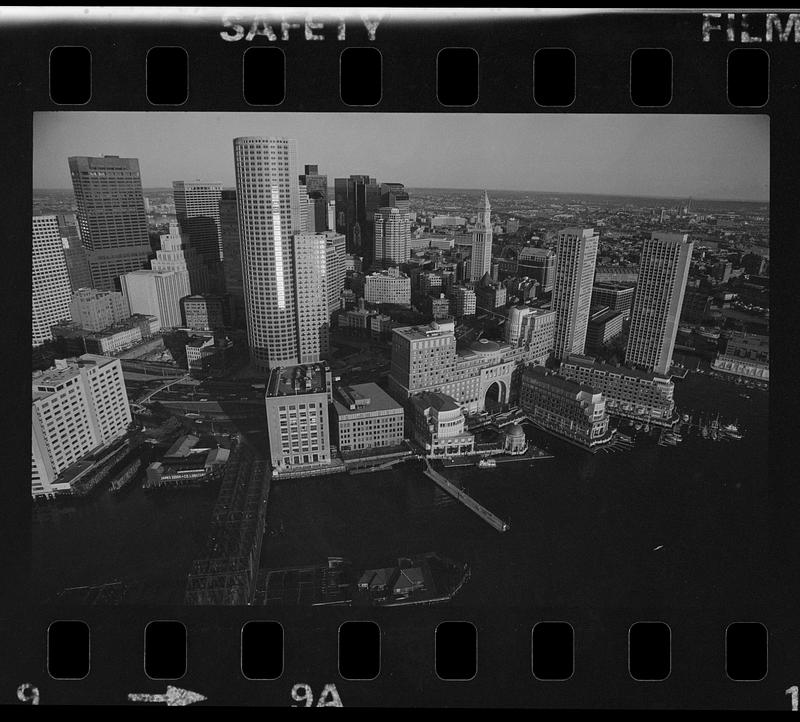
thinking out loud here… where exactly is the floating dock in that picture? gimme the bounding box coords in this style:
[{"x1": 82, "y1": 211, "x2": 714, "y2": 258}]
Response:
[{"x1": 423, "y1": 459, "x2": 510, "y2": 532}]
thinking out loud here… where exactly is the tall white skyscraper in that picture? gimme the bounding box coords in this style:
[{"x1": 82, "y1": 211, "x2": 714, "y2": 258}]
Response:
[
  {"x1": 293, "y1": 232, "x2": 330, "y2": 364},
  {"x1": 233, "y1": 137, "x2": 301, "y2": 370},
  {"x1": 374, "y1": 206, "x2": 410, "y2": 267},
  {"x1": 625, "y1": 232, "x2": 694, "y2": 376},
  {"x1": 552, "y1": 227, "x2": 599, "y2": 359},
  {"x1": 32, "y1": 215, "x2": 73, "y2": 347},
  {"x1": 469, "y1": 191, "x2": 493, "y2": 282},
  {"x1": 31, "y1": 355, "x2": 131, "y2": 496}
]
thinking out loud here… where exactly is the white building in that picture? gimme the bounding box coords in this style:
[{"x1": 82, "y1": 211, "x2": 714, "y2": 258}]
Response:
[
  {"x1": 33, "y1": 215, "x2": 73, "y2": 347},
  {"x1": 373, "y1": 207, "x2": 410, "y2": 267},
  {"x1": 625, "y1": 232, "x2": 693, "y2": 375},
  {"x1": 364, "y1": 266, "x2": 411, "y2": 307},
  {"x1": 70, "y1": 287, "x2": 128, "y2": 332},
  {"x1": 120, "y1": 269, "x2": 188, "y2": 330},
  {"x1": 151, "y1": 221, "x2": 208, "y2": 295},
  {"x1": 234, "y1": 136, "x2": 301, "y2": 371},
  {"x1": 31, "y1": 355, "x2": 131, "y2": 497},
  {"x1": 172, "y1": 180, "x2": 223, "y2": 262},
  {"x1": 505, "y1": 305, "x2": 556, "y2": 366},
  {"x1": 552, "y1": 227, "x2": 599, "y2": 359},
  {"x1": 293, "y1": 232, "x2": 330, "y2": 364}
]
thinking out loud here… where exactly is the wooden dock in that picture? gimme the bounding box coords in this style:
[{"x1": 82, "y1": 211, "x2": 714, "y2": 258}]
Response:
[{"x1": 423, "y1": 459, "x2": 510, "y2": 533}]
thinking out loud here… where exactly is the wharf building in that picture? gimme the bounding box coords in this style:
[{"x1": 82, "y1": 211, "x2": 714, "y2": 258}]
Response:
[
  {"x1": 552, "y1": 228, "x2": 599, "y2": 360},
  {"x1": 264, "y1": 363, "x2": 334, "y2": 474},
  {"x1": 625, "y1": 233, "x2": 693, "y2": 376},
  {"x1": 373, "y1": 207, "x2": 411, "y2": 267},
  {"x1": 32, "y1": 215, "x2": 74, "y2": 347},
  {"x1": 234, "y1": 136, "x2": 302, "y2": 371},
  {"x1": 504, "y1": 305, "x2": 556, "y2": 366},
  {"x1": 333, "y1": 383, "x2": 405, "y2": 454},
  {"x1": 517, "y1": 247, "x2": 556, "y2": 292},
  {"x1": 590, "y1": 281, "x2": 635, "y2": 320},
  {"x1": 364, "y1": 266, "x2": 412, "y2": 307},
  {"x1": 68, "y1": 155, "x2": 152, "y2": 292},
  {"x1": 585, "y1": 307, "x2": 624, "y2": 351},
  {"x1": 334, "y1": 174, "x2": 381, "y2": 261},
  {"x1": 31, "y1": 355, "x2": 132, "y2": 497},
  {"x1": 180, "y1": 294, "x2": 231, "y2": 331},
  {"x1": 711, "y1": 331, "x2": 769, "y2": 383},
  {"x1": 219, "y1": 189, "x2": 245, "y2": 327},
  {"x1": 57, "y1": 213, "x2": 92, "y2": 292},
  {"x1": 70, "y1": 288, "x2": 128, "y2": 332},
  {"x1": 120, "y1": 269, "x2": 188, "y2": 331},
  {"x1": 520, "y1": 365, "x2": 612, "y2": 452},
  {"x1": 172, "y1": 180, "x2": 223, "y2": 263},
  {"x1": 388, "y1": 318, "x2": 528, "y2": 414},
  {"x1": 409, "y1": 391, "x2": 475, "y2": 458},
  {"x1": 558, "y1": 355, "x2": 677, "y2": 427},
  {"x1": 293, "y1": 232, "x2": 330, "y2": 364}
]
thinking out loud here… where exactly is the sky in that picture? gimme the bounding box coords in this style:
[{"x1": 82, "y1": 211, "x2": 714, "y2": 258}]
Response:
[{"x1": 33, "y1": 112, "x2": 769, "y2": 202}]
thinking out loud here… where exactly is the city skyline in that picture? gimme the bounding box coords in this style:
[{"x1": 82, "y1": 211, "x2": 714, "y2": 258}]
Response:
[{"x1": 34, "y1": 113, "x2": 769, "y2": 202}]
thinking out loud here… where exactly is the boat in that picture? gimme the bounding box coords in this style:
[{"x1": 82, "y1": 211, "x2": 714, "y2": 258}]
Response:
[
  {"x1": 477, "y1": 457, "x2": 497, "y2": 469},
  {"x1": 109, "y1": 458, "x2": 142, "y2": 493},
  {"x1": 681, "y1": 413, "x2": 690, "y2": 422},
  {"x1": 721, "y1": 422, "x2": 743, "y2": 440},
  {"x1": 739, "y1": 393, "x2": 751, "y2": 399}
]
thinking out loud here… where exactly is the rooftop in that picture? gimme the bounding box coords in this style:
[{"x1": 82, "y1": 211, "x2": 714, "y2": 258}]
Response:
[
  {"x1": 32, "y1": 355, "x2": 114, "y2": 393},
  {"x1": 593, "y1": 281, "x2": 636, "y2": 291},
  {"x1": 394, "y1": 319, "x2": 456, "y2": 341},
  {"x1": 333, "y1": 383, "x2": 403, "y2": 417},
  {"x1": 410, "y1": 391, "x2": 462, "y2": 414},
  {"x1": 523, "y1": 365, "x2": 598, "y2": 396},
  {"x1": 561, "y1": 355, "x2": 671, "y2": 382},
  {"x1": 267, "y1": 363, "x2": 330, "y2": 397}
]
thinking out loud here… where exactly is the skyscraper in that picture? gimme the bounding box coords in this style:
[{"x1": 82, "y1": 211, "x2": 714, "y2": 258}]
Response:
[
  {"x1": 300, "y1": 164, "x2": 329, "y2": 231},
  {"x1": 325, "y1": 232, "x2": 347, "y2": 315},
  {"x1": 56, "y1": 213, "x2": 92, "y2": 291},
  {"x1": 374, "y1": 207, "x2": 410, "y2": 267},
  {"x1": 625, "y1": 232, "x2": 693, "y2": 376},
  {"x1": 120, "y1": 269, "x2": 188, "y2": 330},
  {"x1": 517, "y1": 247, "x2": 556, "y2": 292},
  {"x1": 68, "y1": 156, "x2": 151, "y2": 292},
  {"x1": 469, "y1": 191, "x2": 493, "y2": 282},
  {"x1": 552, "y1": 227, "x2": 599, "y2": 359},
  {"x1": 172, "y1": 181, "x2": 223, "y2": 262},
  {"x1": 293, "y1": 232, "x2": 330, "y2": 364},
  {"x1": 234, "y1": 137, "x2": 301, "y2": 371},
  {"x1": 151, "y1": 221, "x2": 207, "y2": 294},
  {"x1": 334, "y1": 175, "x2": 381, "y2": 262},
  {"x1": 219, "y1": 189, "x2": 245, "y2": 327},
  {"x1": 380, "y1": 182, "x2": 410, "y2": 212},
  {"x1": 32, "y1": 215, "x2": 73, "y2": 347}
]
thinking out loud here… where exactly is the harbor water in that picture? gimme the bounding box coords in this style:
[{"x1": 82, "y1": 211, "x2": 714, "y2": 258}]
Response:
[{"x1": 32, "y1": 373, "x2": 772, "y2": 609}]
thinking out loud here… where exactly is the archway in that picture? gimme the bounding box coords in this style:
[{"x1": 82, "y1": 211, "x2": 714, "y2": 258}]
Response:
[{"x1": 484, "y1": 380, "x2": 506, "y2": 413}]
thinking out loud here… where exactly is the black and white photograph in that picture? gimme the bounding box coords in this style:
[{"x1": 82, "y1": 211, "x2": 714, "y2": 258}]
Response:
[{"x1": 29, "y1": 111, "x2": 770, "y2": 611}]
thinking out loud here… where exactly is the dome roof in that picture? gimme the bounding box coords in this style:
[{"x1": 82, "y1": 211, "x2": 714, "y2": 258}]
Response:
[
  {"x1": 470, "y1": 338, "x2": 500, "y2": 354},
  {"x1": 506, "y1": 423, "x2": 525, "y2": 439}
]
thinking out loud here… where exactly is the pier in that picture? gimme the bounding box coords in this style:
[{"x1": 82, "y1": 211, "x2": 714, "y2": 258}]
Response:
[{"x1": 422, "y1": 459, "x2": 510, "y2": 533}]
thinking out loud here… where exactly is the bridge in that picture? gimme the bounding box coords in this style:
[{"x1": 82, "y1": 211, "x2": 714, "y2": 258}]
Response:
[{"x1": 422, "y1": 458, "x2": 510, "y2": 533}]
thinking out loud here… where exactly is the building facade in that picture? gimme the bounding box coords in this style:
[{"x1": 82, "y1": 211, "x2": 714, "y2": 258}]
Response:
[
  {"x1": 373, "y1": 207, "x2": 411, "y2": 267},
  {"x1": 31, "y1": 355, "x2": 131, "y2": 496},
  {"x1": 364, "y1": 266, "x2": 412, "y2": 306},
  {"x1": 517, "y1": 247, "x2": 556, "y2": 292},
  {"x1": 293, "y1": 232, "x2": 330, "y2": 364},
  {"x1": 70, "y1": 287, "x2": 129, "y2": 332},
  {"x1": 57, "y1": 213, "x2": 92, "y2": 292},
  {"x1": 388, "y1": 319, "x2": 528, "y2": 414},
  {"x1": 120, "y1": 269, "x2": 188, "y2": 330},
  {"x1": 558, "y1": 355, "x2": 676, "y2": 426},
  {"x1": 219, "y1": 189, "x2": 245, "y2": 327},
  {"x1": 552, "y1": 228, "x2": 599, "y2": 360},
  {"x1": 234, "y1": 137, "x2": 301, "y2": 370},
  {"x1": 586, "y1": 308, "x2": 624, "y2": 350},
  {"x1": 335, "y1": 174, "x2": 381, "y2": 261},
  {"x1": 409, "y1": 391, "x2": 475, "y2": 458},
  {"x1": 68, "y1": 155, "x2": 152, "y2": 291},
  {"x1": 504, "y1": 305, "x2": 556, "y2": 366},
  {"x1": 711, "y1": 332, "x2": 769, "y2": 382},
  {"x1": 173, "y1": 180, "x2": 223, "y2": 263},
  {"x1": 325, "y1": 232, "x2": 347, "y2": 315},
  {"x1": 33, "y1": 215, "x2": 74, "y2": 347},
  {"x1": 625, "y1": 232, "x2": 693, "y2": 376},
  {"x1": 520, "y1": 365, "x2": 611, "y2": 451},
  {"x1": 180, "y1": 294, "x2": 230, "y2": 331},
  {"x1": 591, "y1": 281, "x2": 635, "y2": 320},
  {"x1": 151, "y1": 221, "x2": 208, "y2": 295},
  {"x1": 333, "y1": 383, "x2": 405, "y2": 453},
  {"x1": 468, "y1": 192, "x2": 493, "y2": 282},
  {"x1": 264, "y1": 363, "x2": 333, "y2": 472}
]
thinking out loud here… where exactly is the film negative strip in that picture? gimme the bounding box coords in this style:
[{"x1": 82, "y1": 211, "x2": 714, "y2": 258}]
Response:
[{"x1": 2, "y1": 6, "x2": 798, "y2": 709}]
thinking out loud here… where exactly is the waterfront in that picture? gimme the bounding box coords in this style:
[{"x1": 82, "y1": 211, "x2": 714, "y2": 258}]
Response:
[{"x1": 31, "y1": 373, "x2": 770, "y2": 609}]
